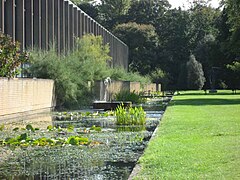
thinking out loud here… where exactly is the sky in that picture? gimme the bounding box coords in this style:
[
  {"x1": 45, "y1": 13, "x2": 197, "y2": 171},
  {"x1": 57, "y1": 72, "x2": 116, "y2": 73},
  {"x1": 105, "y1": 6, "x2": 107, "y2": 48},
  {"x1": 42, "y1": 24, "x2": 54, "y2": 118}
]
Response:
[
  {"x1": 168, "y1": 0, "x2": 220, "y2": 9},
  {"x1": 93, "y1": 0, "x2": 221, "y2": 9}
]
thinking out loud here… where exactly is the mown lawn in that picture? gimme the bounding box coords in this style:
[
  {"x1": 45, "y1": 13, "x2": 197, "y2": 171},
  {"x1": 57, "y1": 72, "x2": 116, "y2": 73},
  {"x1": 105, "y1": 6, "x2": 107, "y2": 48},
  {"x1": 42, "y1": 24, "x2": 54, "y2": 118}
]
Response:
[{"x1": 134, "y1": 91, "x2": 240, "y2": 179}]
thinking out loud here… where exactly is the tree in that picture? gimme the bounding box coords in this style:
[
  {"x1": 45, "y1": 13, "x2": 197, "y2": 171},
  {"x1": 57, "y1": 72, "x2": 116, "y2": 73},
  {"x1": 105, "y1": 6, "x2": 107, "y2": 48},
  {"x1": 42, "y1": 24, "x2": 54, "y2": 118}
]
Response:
[
  {"x1": 127, "y1": 0, "x2": 170, "y2": 26},
  {"x1": 72, "y1": 0, "x2": 96, "y2": 4},
  {"x1": 150, "y1": 68, "x2": 169, "y2": 90},
  {"x1": 157, "y1": 8, "x2": 191, "y2": 89},
  {"x1": 177, "y1": 63, "x2": 188, "y2": 90},
  {"x1": 78, "y1": 3, "x2": 99, "y2": 20},
  {"x1": 186, "y1": 54, "x2": 206, "y2": 90},
  {"x1": 194, "y1": 34, "x2": 224, "y2": 88},
  {"x1": 113, "y1": 22, "x2": 159, "y2": 75},
  {"x1": 98, "y1": 0, "x2": 132, "y2": 30},
  {"x1": 188, "y1": 1, "x2": 220, "y2": 50},
  {"x1": 226, "y1": 61, "x2": 240, "y2": 92},
  {"x1": 225, "y1": 0, "x2": 240, "y2": 32},
  {"x1": 0, "y1": 31, "x2": 29, "y2": 78},
  {"x1": 223, "y1": 0, "x2": 240, "y2": 58}
]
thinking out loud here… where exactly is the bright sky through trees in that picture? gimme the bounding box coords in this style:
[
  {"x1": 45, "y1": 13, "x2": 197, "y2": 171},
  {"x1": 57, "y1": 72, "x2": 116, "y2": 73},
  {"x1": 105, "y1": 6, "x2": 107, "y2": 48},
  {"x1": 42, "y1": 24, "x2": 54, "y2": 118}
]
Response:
[
  {"x1": 93, "y1": 0, "x2": 220, "y2": 9},
  {"x1": 168, "y1": 0, "x2": 220, "y2": 9}
]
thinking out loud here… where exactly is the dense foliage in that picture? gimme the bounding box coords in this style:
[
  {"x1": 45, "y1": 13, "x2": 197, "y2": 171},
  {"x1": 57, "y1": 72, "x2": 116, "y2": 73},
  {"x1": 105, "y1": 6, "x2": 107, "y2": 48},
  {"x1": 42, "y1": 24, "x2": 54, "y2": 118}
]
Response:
[
  {"x1": 29, "y1": 35, "x2": 149, "y2": 108},
  {"x1": 76, "y1": 0, "x2": 240, "y2": 91},
  {"x1": 29, "y1": 35, "x2": 110, "y2": 108},
  {"x1": 114, "y1": 90, "x2": 146, "y2": 104},
  {"x1": 186, "y1": 55, "x2": 206, "y2": 90},
  {"x1": 116, "y1": 105, "x2": 146, "y2": 125},
  {"x1": 0, "y1": 32, "x2": 29, "y2": 78},
  {"x1": 113, "y1": 23, "x2": 159, "y2": 74},
  {"x1": 0, "y1": 124, "x2": 92, "y2": 147}
]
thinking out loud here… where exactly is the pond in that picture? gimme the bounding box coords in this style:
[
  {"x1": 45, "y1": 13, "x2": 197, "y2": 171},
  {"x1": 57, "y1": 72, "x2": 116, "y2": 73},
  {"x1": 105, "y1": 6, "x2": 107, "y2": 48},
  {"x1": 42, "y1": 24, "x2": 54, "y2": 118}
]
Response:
[{"x1": 0, "y1": 97, "x2": 171, "y2": 179}]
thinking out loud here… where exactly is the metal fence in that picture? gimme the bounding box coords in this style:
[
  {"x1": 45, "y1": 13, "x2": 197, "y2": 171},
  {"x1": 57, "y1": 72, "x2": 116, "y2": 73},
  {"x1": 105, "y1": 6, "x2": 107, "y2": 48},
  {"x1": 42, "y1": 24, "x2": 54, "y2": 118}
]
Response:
[{"x1": 0, "y1": 0, "x2": 128, "y2": 70}]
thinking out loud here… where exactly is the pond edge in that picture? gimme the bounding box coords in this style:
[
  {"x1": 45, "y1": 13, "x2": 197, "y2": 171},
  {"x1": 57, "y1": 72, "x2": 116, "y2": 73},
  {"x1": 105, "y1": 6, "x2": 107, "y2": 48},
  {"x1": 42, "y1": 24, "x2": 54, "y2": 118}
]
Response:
[{"x1": 128, "y1": 97, "x2": 172, "y2": 179}]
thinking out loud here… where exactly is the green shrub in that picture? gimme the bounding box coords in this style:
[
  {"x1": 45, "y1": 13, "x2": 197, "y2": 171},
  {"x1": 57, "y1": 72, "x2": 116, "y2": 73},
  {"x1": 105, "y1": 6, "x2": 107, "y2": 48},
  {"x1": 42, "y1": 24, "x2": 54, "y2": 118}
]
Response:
[
  {"x1": 29, "y1": 35, "x2": 111, "y2": 108},
  {"x1": 109, "y1": 67, "x2": 150, "y2": 85},
  {"x1": 29, "y1": 34, "x2": 149, "y2": 108},
  {"x1": 29, "y1": 47, "x2": 78, "y2": 108},
  {"x1": 0, "y1": 31, "x2": 29, "y2": 77},
  {"x1": 115, "y1": 90, "x2": 146, "y2": 104},
  {"x1": 116, "y1": 105, "x2": 146, "y2": 125}
]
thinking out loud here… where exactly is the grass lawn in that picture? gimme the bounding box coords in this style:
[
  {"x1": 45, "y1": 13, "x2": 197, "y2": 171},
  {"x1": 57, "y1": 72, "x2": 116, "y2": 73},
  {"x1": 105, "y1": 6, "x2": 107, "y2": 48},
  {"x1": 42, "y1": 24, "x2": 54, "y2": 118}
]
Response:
[{"x1": 134, "y1": 90, "x2": 240, "y2": 179}]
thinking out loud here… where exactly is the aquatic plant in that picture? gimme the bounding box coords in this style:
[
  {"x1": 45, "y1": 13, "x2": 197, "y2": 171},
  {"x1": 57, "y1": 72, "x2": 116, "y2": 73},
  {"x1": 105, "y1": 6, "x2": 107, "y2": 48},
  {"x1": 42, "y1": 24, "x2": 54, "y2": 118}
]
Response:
[
  {"x1": 90, "y1": 125, "x2": 102, "y2": 132},
  {"x1": 67, "y1": 136, "x2": 89, "y2": 145},
  {"x1": 54, "y1": 110, "x2": 116, "y2": 121},
  {"x1": 116, "y1": 105, "x2": 146, "y2": 125},
  {"x1": 116, "y1": 126, "x2": 146, "y2": 132},
  {"x1": 0, "y1": 124, "x2": 4, "y2": 131},
  {"x1": 67, "y1": 125, "x2": 75, "y2": 132},
  {"x1": 47, "y1": 125, "x2": 54, "y2": 131},
  {"x1": 115, "y1": 90, "x2": 146, "y2": 104},
  {"x1": 26, "y1": 124, "x2": 35, "y2": 132},
  {"x1": 0, "y1": 124, "x2": 103, "y2": 147}
]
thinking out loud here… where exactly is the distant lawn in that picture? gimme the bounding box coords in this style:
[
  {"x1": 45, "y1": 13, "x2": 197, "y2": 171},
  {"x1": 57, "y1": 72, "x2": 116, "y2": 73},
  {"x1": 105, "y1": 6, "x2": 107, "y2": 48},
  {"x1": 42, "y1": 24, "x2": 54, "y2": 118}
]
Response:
[{"x1": 134, "y1": 90, "x2": 240, "y2": 179}]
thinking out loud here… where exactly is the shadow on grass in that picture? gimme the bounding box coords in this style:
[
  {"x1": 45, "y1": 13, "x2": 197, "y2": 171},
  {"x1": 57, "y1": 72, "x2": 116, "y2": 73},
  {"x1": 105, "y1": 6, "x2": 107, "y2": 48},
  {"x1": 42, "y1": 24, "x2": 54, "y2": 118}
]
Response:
[
  {"x1": 171, "y1": 98, "x2": 240, "y2": 106},
  {"x1": 176, "y1": 92, "x2": 240, "y2": 96}
]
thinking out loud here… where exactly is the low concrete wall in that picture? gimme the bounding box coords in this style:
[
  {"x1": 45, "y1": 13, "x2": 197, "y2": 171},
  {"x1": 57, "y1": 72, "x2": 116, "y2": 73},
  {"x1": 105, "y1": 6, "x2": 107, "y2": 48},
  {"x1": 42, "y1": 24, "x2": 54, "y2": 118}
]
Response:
[
  {"x1": 94, "y1": 80, "x2": 157, "y2": 101},
  {"x1": 94, "y1": 80, "x2": 143, "y2": 101},
  {"x1": 109, "y1": 81, "x2": 130, "y2": 99},
  {"x1": 0, "y1": 78, "x2": 55, "y2": 120},
  {"x1": 93, "y1": 80, "x2": 163, "y2": 101},
  {"x1": 130, "y1": 82, "x2": 141, "y2": 93},
  {"x1": 142, "y1": 83, "x2": 161, "y2": 93}
]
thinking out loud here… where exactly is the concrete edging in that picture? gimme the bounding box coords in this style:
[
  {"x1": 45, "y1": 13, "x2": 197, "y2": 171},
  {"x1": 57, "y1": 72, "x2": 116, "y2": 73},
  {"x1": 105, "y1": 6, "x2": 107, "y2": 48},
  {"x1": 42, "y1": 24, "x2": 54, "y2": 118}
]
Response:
[{"x1": 128, "y1": 97, "x2": 173, "y2": 179}]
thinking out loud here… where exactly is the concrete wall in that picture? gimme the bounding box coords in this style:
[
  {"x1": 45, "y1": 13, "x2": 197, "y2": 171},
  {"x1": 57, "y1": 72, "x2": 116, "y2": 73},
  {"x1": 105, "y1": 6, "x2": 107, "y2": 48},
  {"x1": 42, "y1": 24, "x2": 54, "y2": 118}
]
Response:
[
  {"x1": 93, "y1": 81, "x2": 161, "y2": 101},
  {"x1": 142, "y1": 83, "x2": 161, "y2": 93},
  {"x1": 109, "y1": 81, "x2": 130, "y2": 100},
  {"x1": 0, "y1": 78, "x2": 55, "y2": 120},
  {"x1": 129, "y1": 82, "x2": 141, "y2": 93},
  {"x1": 94, "y1": 80, "x2": 135, "y2": 101}
]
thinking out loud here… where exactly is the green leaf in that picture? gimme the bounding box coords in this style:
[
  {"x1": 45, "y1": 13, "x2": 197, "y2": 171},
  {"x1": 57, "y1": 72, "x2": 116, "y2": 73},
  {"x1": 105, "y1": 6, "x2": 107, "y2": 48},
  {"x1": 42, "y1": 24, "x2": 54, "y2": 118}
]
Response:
[
  {"x1": 0, "y1": 124, "x2": 4, "y2": 131},
  {"x1": 26, "y1": 124, "x2": 34, "y2": 132},
  {"x1": 47, "y1": 125, "x2": 53, "y2": 131},
  {"x1": 18, "y1": 133, "x2": 27, "y2": 141},
  {"x1": 67, "y1": 125, "x2": 75, "y2": 132},
  {"x1": 13, "y1": 127, "x2": 19, "y2": 131},
  {"x1": 68, "y1": 137, "x2": 78, "y2": 145}
]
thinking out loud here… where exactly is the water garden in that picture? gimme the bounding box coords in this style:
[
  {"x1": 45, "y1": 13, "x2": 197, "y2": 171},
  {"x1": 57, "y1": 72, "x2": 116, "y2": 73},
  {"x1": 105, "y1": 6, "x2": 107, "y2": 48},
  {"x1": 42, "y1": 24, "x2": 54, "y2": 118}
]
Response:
[
  {"x1": 1, "y1": 0, "x2": 240, "y2": 178},
  {"x1": 0, "y1": 95, "x2": 172, "y2": 179}
]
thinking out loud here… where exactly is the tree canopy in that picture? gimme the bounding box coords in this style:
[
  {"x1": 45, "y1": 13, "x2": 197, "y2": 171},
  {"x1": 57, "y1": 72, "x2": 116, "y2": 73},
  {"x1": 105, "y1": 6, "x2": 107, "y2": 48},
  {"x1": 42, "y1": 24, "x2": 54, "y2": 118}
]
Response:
[{"x1": 75, "y1": 0, "x2": 239, "y2": 90}]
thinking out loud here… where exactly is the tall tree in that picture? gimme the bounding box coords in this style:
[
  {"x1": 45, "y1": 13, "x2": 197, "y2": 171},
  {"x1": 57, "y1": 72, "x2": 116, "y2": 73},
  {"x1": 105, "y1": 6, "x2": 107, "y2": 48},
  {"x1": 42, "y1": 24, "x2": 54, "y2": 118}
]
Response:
[
  {"x1": 127, "y1": 0, "x2": 170, "y2": 26},
  {"x1": 98, "y1": 0, "x2": 132, "y2": 30},
  {"x1": 188, "y1": 1, "x2": 220, "y2": 50},
  {"x1": 225, "y1": 0, "x2": 240, "y2": 31},
  {"x1": 226, "y1": 61, "x2": 240, "y2": 91},
  {"x1": 113, "y1": 22, "x2": 159, "y2": 75},
  {"x1": 78, "y1": 3, "x2": 99, "y2": 20},
  {"x1": 186, "y1": 54, "x2": 206, "y2": 90},
  {"x1": 194, "y1": 34, "x2": 222, "y2": 87},
  {"x1": 224, "y1": 0, "x2": 240, "y2": 57},
  {"x1": 72, "y1": 0, "x2": 96, "y2": 4},
  {"x1": 158, "y1": 8, "x2": 191, "y2": 88}
]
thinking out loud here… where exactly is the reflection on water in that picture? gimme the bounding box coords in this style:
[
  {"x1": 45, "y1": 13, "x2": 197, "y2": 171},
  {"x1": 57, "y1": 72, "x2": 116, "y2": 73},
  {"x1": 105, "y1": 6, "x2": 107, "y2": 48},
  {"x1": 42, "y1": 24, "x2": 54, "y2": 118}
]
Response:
[{"x1": 3, "y1": 113, "x2": 53, "y2": 130}]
